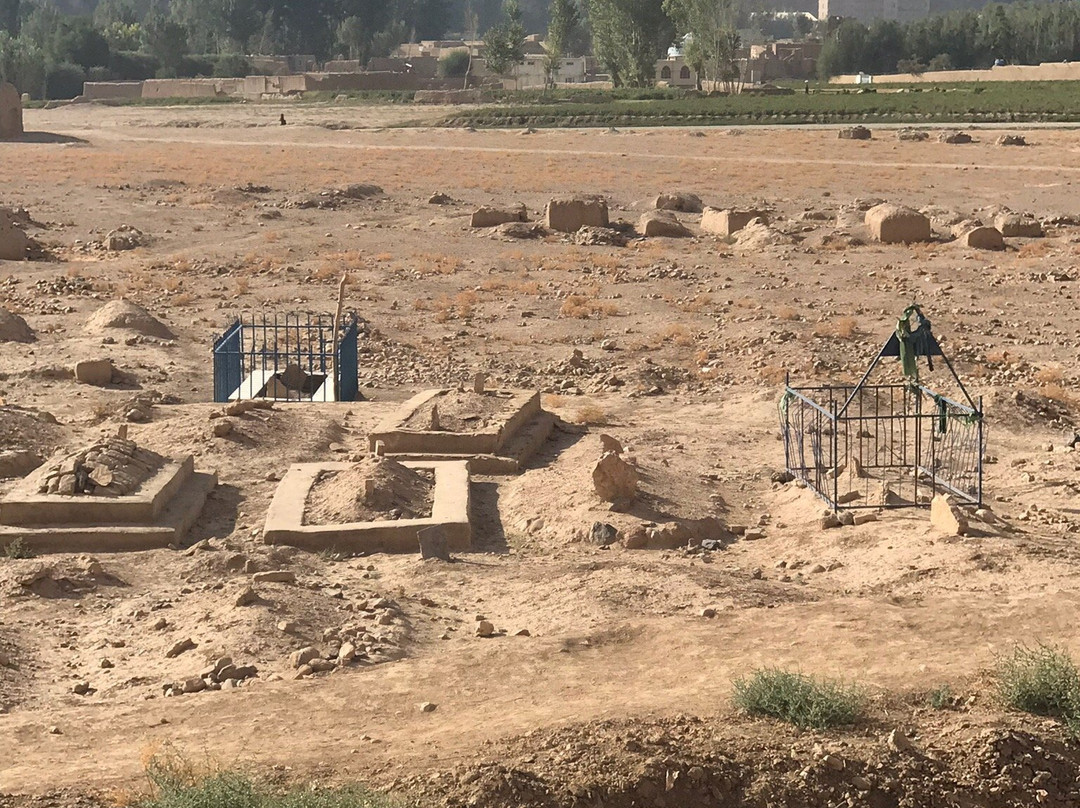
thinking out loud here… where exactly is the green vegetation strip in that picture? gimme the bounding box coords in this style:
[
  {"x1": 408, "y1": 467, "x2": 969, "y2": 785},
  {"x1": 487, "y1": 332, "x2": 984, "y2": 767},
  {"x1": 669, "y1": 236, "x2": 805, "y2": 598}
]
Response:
[
  {"x1": 140, "y1": 754, "x2": 398, "y2": 808},
  {"x1": 439, "y1": 81, "x2": 1080, "y2": 128}
]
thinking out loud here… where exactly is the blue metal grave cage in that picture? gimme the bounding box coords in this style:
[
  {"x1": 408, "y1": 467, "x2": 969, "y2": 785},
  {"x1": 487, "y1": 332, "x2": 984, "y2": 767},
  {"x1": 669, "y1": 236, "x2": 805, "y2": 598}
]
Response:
[
  {"x1": 780, "y1": 306, "x2": 984, "y2": 512},
  {"x1": 212, "y1": 312, "x2": 360, "y2": 403}
]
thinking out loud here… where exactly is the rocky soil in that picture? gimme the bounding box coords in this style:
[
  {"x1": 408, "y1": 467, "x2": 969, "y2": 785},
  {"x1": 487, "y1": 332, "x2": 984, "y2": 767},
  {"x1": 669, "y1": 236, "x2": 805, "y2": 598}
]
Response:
[{"x1": 1, "y1": 106, "x2": 1080, "y2": 803}]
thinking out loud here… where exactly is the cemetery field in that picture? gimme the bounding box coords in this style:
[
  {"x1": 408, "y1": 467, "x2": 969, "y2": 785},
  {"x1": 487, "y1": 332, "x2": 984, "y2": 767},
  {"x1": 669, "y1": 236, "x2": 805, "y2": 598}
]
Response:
[{"x1": 2, "y1": 103, "x2": 1080, "y2": 807}]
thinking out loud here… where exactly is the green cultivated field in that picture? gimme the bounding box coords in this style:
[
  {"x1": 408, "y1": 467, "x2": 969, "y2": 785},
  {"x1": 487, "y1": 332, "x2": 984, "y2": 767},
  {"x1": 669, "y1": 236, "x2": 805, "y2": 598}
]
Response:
[{"x1": 437, "y1": 81, "x2": 1080, "y2": 128}]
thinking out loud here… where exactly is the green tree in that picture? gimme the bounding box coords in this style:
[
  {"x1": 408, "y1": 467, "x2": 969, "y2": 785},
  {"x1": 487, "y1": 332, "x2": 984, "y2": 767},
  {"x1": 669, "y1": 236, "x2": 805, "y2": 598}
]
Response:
[
  {"x1": 794, "y1": 13, "x2": 813, "y2": 39},
  {"x1": 663, "y1": 0, "x2": 739, "y2": 90},
  {"x1": 587, "y1": 0, "x2": 673, "y2": 87},
  {"x1": 19, "y1": 2, "x2": 62, "y2": 51},
  {"x1": 93, "y1": 0, "x2": 140, "y2": 29},
  {"x1": 0, "y1": 31, "x2": 46, "y2": 96},
  {"x1": 53, "y1": 17, "x2": 111, "y2": 70},
  {"x1": 438, "y1": 49, "x2": 471, "y2": 76},
  {"x1": 335, "y1": 15, "x2": 367, "y2": 60},
  {"x1": 483, "y1": 0, "x2": 526, "y2": 81},
  {"x1": 220, "y1": 0, "x2": 260, "y2": 51},
  {"x1": 927, "y1": 52, "x2": 952, "y2": 71},
  {"x1": 141, "y1": 11, "x2": 188, "y2": 76},
  {"x1": 544, "y1": 0, "x2": 579, "y2": 87},
  {"x1": 817, "y1": 18, "x2": 867, "y2": 79},
  {"x1": 983, "y1": 4, "x2": 1015, "y2": 63},
  {"x1": 0, "y1": 0, "x2": 19, "y2": 36},
  {"x1": 170, "y1": 0, "x2": 227, "y2": 54},
  {"x1": 101, "y1": 21, "x2": 142, "y2": 51}
]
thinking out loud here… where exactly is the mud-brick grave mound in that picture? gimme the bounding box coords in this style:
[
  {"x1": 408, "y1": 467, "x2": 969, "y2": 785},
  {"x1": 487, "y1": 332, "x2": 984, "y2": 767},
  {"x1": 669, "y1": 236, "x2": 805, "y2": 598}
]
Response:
[
  {"x1": 264, "y1": 455, "x2": 470, "y2": 554},
  {"x1": 0, "y1": 432, "x2": 216, "y2": 552}
]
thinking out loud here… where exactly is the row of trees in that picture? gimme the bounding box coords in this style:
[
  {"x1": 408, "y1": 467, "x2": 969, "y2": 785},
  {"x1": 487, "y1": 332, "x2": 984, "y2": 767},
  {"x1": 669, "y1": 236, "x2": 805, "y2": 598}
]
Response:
[
  {"x1": 0, "y1": 0, "x2": 456, "y2": 95},
  {"x1": 818, "y1": 2, "x2": 1080, "y2": 78},
  {"x1": 1, "y1": 0, "x2": 708, "y2": 95}
]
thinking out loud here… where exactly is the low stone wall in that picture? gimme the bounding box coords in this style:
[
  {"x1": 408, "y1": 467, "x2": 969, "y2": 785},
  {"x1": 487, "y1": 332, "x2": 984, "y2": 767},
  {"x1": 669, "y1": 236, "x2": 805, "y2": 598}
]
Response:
[
  {"x1": 303, "y1": 72, "x2": 470, "y2": 92},
  {"x1": 141, "y1": 78, "x2": 244, "y2": 99},
  {"x1": 83, "y1": 81, "x2": 143, "y2": 101},
  {"x1": 82, "y1": 72, "x2": 479, "y2": 102},
  {"x1": 830, "y1": 62, "x2": 1080, "y2": 85}
]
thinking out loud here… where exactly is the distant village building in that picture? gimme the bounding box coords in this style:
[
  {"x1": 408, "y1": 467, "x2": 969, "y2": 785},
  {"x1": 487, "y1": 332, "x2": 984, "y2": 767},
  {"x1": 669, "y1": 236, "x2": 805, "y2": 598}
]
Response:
[
  {"x1": 390, "y1": 36, "x2": 588, "y2": 88},
  {"x1": 655, "y1": 56, "x2": 698, "y2": 88},
  {"x1": 819, "y1": 0, "x2": 1031, "y2": 23},
  {"x1": 657, "y1": 39, "x2": 820, "y2": 89},
  {"x1": 745, "y1": 40, "x2": 822, "y2": 82}
]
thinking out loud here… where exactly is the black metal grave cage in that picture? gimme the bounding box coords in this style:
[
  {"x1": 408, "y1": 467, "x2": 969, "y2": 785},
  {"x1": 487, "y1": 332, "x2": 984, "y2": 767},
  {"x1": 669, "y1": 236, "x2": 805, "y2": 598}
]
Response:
[
  {"x1": 780, "y1": 305, "x2": 984, "y2": 511},
  {"x1": 212, "y1": 312, "x2": 360, "y2": 403}
]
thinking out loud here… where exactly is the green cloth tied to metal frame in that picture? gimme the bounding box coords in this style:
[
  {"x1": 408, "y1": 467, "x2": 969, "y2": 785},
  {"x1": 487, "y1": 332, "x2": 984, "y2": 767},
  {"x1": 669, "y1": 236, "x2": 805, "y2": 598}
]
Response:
[
  {"x1": 895, "y1": 304, "x2": 935, "y2": 382},
  {"x1": 897, "y1": 305, "x2": 955, "y2": 435}
]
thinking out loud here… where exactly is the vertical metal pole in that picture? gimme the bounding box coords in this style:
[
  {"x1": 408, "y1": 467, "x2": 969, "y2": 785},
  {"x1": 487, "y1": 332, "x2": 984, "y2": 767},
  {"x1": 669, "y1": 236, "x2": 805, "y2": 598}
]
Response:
[
  {"x1": 831, "y1": 400, "x2": 839, "y2": 512},
  {"x1": 914, "y1": 388, "x2": 922, "y2": 504},
  {"x1": 782, "y1": 373, "x2": 791, "y2": 474},
  {"x1": 977, "y1": 396, "x2": 984, "y2": 507}
]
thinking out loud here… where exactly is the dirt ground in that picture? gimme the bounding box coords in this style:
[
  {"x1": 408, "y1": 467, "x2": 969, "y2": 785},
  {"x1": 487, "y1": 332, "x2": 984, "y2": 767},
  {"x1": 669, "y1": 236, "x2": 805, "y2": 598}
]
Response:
[{"x1": 2, "y1": 102, "x2": 1080, "y2": 806}]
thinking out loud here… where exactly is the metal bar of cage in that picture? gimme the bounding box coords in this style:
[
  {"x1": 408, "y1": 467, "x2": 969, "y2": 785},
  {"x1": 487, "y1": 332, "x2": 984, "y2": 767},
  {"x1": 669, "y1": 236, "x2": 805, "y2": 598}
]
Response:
[
  {"x1": 211, "y1": 312, "x2": 361, "y2": 403},
  {"x1": 782, "y1": 381, "x2": 983, "y2": 512}
]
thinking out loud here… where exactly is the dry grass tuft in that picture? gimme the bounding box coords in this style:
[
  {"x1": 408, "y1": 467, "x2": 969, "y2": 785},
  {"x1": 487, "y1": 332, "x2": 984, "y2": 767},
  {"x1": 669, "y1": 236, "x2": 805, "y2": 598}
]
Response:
[
  {"x1": 760, "y1": 365, "x2": 788, "y2": 385},
  {"x1": 1035, "y1": 366, "x2": 1064, "y2": 385},
  {"x1": 1040, "y1": 383, "x2": 1073, "y2": 405},
  {"x1": 813, "y1": 316, "x2": 859, "y2": 340},
  {"x1": 572, "y1": 403, "x2": 611, "y2": 425},
  {"x1": 678, "y1": 293, "x2": 713, "y2": 313},
  {"x1": 414, "y1": 252, "x2": 463, "y2": 276},
  {"x1": 655, "y1": 324, "x2": 696, "y2": 347},
  {"x1": 432, "y1": 291, "x2": 479, "y2": 322},
  {"x1": 560, "y1": 295, "x2": 619, "y2": 319},
  {"x1": 1017, "y1": 241, "x2": 1052, "y2": 259}
]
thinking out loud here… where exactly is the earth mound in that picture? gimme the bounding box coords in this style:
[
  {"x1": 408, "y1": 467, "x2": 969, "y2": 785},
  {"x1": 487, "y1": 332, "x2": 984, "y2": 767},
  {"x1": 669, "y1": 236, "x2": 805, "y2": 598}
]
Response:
[
  {"x1": 0, "y1": 207, "x2": 31, "y2": 260},
  {"x1": 83, "y1": 299, "x2": 176, "y2": 339},
  {"x1": 0, "y1": 308, "x2": 34, "y2": 342},
  {"x1": 304, "y1": 456, "x2": 434, "y2": 525}
]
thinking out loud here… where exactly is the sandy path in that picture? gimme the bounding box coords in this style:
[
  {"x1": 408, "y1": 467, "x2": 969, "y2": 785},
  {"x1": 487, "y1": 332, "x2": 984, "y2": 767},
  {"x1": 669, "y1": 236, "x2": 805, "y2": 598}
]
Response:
[
  {"x1": 4, "y1": 586, "x2": 1078, "y2": 792},
  {"x1": 34, "y1": 124, "x2": 1080, "y2": 177}
]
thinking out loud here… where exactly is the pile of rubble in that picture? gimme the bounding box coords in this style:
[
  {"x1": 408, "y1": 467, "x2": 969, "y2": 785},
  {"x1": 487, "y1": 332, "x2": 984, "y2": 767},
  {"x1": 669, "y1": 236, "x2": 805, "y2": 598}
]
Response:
[
  {"x1": 37, "y1": 434, "x2": 163, "y2": 497},
  {"x1": 162, "y1": 655, "x2": 259, "y2": 697},
  {"x1": 289, "y1": 596, "x2": 406, "y2": 678}
]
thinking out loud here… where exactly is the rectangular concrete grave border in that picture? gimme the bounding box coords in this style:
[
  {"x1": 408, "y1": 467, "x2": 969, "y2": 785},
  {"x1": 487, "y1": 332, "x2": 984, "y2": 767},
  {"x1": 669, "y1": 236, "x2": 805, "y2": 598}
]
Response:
[
  {"x1": 365, "y1": 388, "x2": 554, "y2": 473},
  {"x1": 0, "y1": 458, "x2": 216, "y2": 553},
  {"x1": 263, "y1": 460, "x2": 471, "y2": 553},
  {"x1": 1, "y1": 455, "x2": 193, "y2": 526}
]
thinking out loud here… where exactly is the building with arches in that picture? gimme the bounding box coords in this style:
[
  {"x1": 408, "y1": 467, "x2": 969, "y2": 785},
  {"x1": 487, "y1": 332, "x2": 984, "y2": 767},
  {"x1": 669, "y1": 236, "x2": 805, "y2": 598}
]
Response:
[{"x1": 655, "y1": 56, "x2": 698, "y2": 87}]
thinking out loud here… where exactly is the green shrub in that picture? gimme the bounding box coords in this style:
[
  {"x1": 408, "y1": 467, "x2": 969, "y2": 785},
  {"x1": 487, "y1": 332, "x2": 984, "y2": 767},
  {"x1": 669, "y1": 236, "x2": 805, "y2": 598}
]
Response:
[
  {"x1": 45, "y1": 61, "x2": 86, "y2": 100},
  {"x1": 3, "y1": 538, "x2": 33, "y2": 559},
  {"x1": 140, "y1": 752, "x2": 398, "y2": 808},
  {"x1": 732, "y1": 668, "x2": 864, "y2": 729},
  {"x1": 213, "y1": 54, "x2": 252, "y2": 78},
  {"x1": 438, "y1": 51, "x2": 471, "y2": 78},
  {"x1": 995, "y1": 643, "x2": 1080, "y2": 734},
  {"x1": 927, "y1": 684, "x2": 954, "y2": 709},
  {"x1": 179, "y1": 56, "x2": 215, "y2": 78},
  {"x1": 109, "y1": 51, "x2": 160, "y2": 81}
]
